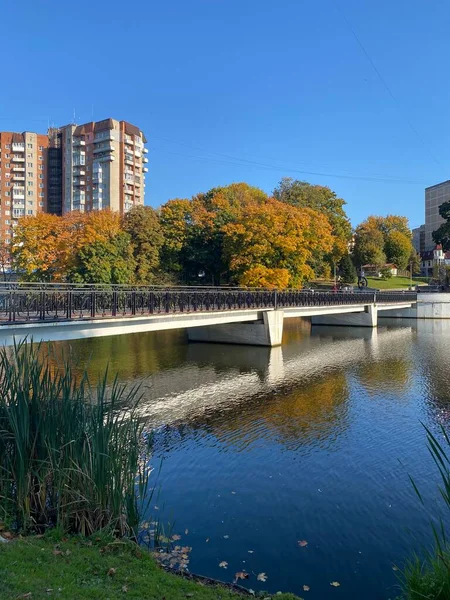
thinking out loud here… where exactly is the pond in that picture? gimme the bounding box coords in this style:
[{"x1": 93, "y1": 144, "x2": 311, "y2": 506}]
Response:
[{"x1": 49, "y1": 318, "x2": 450, "y2": 599}]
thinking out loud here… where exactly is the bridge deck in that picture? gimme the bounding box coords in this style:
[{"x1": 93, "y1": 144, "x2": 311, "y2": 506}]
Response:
[{"x1": 0, "y1": 287, "x2": 417, "y2": 326}]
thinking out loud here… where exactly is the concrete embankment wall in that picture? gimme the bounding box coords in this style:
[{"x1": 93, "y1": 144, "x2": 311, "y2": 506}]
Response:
[{"x1": 379, "y1": 293, "x2": 450, "y2": 319}]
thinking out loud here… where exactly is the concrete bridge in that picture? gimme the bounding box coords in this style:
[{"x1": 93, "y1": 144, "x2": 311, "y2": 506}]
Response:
[{"x1": 0, "y1": 286, "x2": 417, "y2": 346}]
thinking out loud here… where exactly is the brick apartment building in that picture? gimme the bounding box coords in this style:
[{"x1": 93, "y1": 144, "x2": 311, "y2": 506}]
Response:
[
  {"x1": 0, "y1": 131, "x2": 49, "y2": 244},
  {"x1": 0, "y1": 118, "x2": 147, "y2": 243}
]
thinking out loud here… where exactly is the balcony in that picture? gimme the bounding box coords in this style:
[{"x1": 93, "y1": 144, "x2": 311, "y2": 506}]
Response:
[
  {"x1": 12, "y1": 144, "x2": 25, "y2": 152},
  {"x1": 143, "y1": 157, "x2": 149, "y2": 163},
  {"x1": 73, "y1": 179, "x2": 86, "y2": 186},
  {"x1": 12, "y1": 196, "x2": 25, "y2": 202},
  {"x1": 135, "y1": 151, "x2": 142, "y2": 158},
  {"x1": 94, "y1": 132, "x2": 115, "y2": 142},
  {"x1": 12, "y1": 156, "x2": 25, "y2": 162},
  {"x1": 143, "y1": 167, "x2": 148, "y2": 173},
  {"x1": 124, "y1": 137, "x2": 133, "y2": 145},
  {"x1": 93, "y1": 144, "x2": 115, "y2": 154},
  {"x1": 125, "y1": 158, "x2": 134, "y2": 166},
  {"x1": 12, "y1": 167, "x2": 25, "y2": 172},
  {"x1": 124, "y1": 189, "x2": 133, "y2": 196},
  {"x1": 143, "y1": 147, "x2": 148, "y2": 154},
  {"x1": 73, "y1": 139, "x2": 86, "y2": 146},
  {"x1": 97, "y1": 155, "x2": 115, "y2": 162},
  {"x1": 12, "y1": 175, "x2": 25, "y2": 181}
]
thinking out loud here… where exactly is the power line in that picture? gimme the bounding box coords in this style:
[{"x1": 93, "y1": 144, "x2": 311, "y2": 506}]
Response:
[
  {"x1": 335, "y1": 1, "x2": 440, "y2": 165},
  {"x1": 155, "y1": 147, "x2": 426, "y2": 185}
]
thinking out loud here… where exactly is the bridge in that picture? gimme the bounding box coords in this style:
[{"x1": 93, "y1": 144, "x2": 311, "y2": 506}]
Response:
[{"x1": 0, "y1": 285, "x2": 417, "y2": 347}]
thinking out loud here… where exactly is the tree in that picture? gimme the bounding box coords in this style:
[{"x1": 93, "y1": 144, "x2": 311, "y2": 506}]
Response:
[
  {"x1": 384, "y1": 230, "x2": 412, "y2": 270},
  {"x1": 0, "y1": 241, "x2": 12, "y2": 281},
  {"x1": 432, "y1": 201, "x2": 450, "y2": 251},
  {"x1": 123, "y1": 205, "x2": 164, "y2": 283},
  {"x1": 353, "y1": 224, "x2": 386, "y2": 268},
  {"x1": 353, "y1": 214, "x2": 413, "y2": 271},
  {"x1": 12, "y1": 213, "x2": 67, "y2": 281},
  {"x1": 222, "y1": 197, "x2": 333, "y2": 287},
  {"x1": 72, "y1": 232, "x2": 136, "y2": 284},
  {"x1": 273, "y1": 178, "x2": 352, "y2": 264},
  {"x1": 159, "y1": 199, "x2": 192, "y2": 277},
  {"x1": 338, "y1": 254, "x2": 357, "y2": 283}
]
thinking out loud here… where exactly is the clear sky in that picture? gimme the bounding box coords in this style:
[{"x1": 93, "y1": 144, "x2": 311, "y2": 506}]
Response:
[{"x1": 1, "y1": 0, "x2": 449, "y2": 228}]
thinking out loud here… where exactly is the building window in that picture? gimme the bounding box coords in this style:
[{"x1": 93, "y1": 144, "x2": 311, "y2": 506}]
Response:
[
  {"x1": 5, "y1": 163, "x2": 10, "y2": 168},
  {"x1": 39, "y1": 192, "x2": 44, "y2": 198},
  {"x1": 5, "y1": 220, "x2": 9, "y2": 225},
  {"x1": 5, "y1": 174, "x2": 10, "y2": 179},
  {"x1": 27, "y1": 191, "x2": 33, "y2": 196},
  {"x1": 27, "y1": 143, "x2": 33, "y2": 149},
  {"x1": 39, "y1": 202, "x2": 44, "y2": 207},
  {"x1": 28, "y1": 201, "x2": 33, "y2": 206},
  {"x1": 27, "y1": 162, "x2": 32, "y2": 167},
  {"x1": 5, "y1": 154, "x2": 9, "y2": 158},
  {"x1": 39, "y1": 156, "x2": 43, "y2": 161},
  {"x1": 39, "y1": 145, "x2": 43, "y2": 150},
  {"x1": 27, "y1": 182, "x2": 32, "y2": 187},
  {"x1": 27, "y1": 153, "x2": 32, "y2": 158},
  {"x1": 5, "y1": 193, "x2": 10, "y2": 197},
  {"x1": 5, "y1": 144, "x2": 10, "y2": 149},
  {"x1": 39, "y1": 174, "x2": 43, "y2": 179},
  {"x1": 5, "y1": 211, "x2": 10, "y2": 216},
  {"x1": 5, "y1": 183, "x2": 10, "y2": 187},
  {"x1": 27, "y1": 210, "x2": 33, "y2": 215},
  {"x1": 39, "y1": 184, "x2": 44, "y2": 188},
  {"x1": 38, "y1": 165, "x2": 43, "y2": 170},
  {"x1": 28, "y1": 173, "x2": 33, "y2": 178}
]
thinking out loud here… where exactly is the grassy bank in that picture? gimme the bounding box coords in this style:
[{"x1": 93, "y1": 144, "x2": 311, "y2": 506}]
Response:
[
  {"x1": 366, "y1": 276, "x2": 428, "y2": 289},
  {"x1": 0, "y1": 533, "x2": 300, "y2": 600}
]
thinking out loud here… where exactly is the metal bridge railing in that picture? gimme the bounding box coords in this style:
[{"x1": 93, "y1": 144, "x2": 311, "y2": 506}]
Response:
[{"x1": 0, "y1": 288, "x2": 417, "y2": 325}]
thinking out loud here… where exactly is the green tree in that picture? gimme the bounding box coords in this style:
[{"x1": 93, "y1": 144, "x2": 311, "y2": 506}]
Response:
[
  {"x1": 72, "y1": 232, "x2": 136, "y2": 284},
  {"x1": 384, "y1": 230, "x2": 412, "y2": 269},
  {"x1": 353, "y1": 224, "x2": 386, "y2": 268},
  {"x1": 123, "y1": 205, "x2": 164, "y2": 283},
  {"x1": 338, "y1": 253, "x2": 357, "y2": 283},
  {"x1": 432, "y1": 201, "x2": 450, "y2": 251}
]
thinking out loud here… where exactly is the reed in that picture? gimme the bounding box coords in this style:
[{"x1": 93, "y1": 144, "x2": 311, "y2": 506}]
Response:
[{"x1": 0, "y1": 339, "x2": 151, "y2": 537}]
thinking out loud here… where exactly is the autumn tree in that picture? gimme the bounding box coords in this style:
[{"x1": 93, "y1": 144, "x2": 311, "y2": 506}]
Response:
[
  {"x1": 273, "y1": 178, "x2": 352, "y2": 266},
  {"x1": 123, "y1": 205, "x2": 164, "y2": 283},
  {"x1": 159, "y1": 199, "x2": 192, "y2": 277},
  {"x1": 12, "y1": 213, "x2": 68, "y2": 281},
  {"x1": 222, "y1": 197, "x2": 333, "y2": 287},
  {"x1": 432, "y1": 201, "x2": 450, "y2": 251}
]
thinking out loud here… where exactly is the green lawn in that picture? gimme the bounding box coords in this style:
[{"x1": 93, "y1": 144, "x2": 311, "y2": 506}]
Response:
[
  {"x1": 366, "y1": 276, "x2": 428, "y2": 290},
  {"x1": 0, "y1": 533, "x2": 300, "y2": 600}
]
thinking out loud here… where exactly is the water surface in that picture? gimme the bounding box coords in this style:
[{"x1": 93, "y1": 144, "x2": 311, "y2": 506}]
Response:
[{"x1": 48, "y1": 319, "x2": 450, "y2": 599}]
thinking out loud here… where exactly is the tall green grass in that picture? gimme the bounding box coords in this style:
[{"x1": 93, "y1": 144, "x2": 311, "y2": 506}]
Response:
[
  {"x1": 400, "y1": 425, "x2": 450, "y2": 599},
  {"x1": 0, "y1": 340, "x2": 152, "y2": 537}
]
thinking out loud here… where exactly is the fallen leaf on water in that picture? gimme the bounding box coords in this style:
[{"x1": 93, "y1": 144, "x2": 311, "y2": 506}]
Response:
[
  {"x1": 185, "y1": 529, "x2": 189, "y2": 535},
  {"x1": 330, "y1": 581, "x2": 340, "y2": 587},
  {"x1": 303, "y1": 585, "x2": 310, "y2": 591},
  {"x1": 231, "y1": 491, "x2": 236, "y2": 494},
  {"x1": 154, "y1": 506, "x2": 159, "y2": 510},
  {"x1": 248, "y1": 550, "x2": 254, "y2": 554},
  {"x1": 392, "y1": 565, "x2": 399, "y2": 571},
  {"x1": 223, "y1": 535, "x2": 229, "y2": 539},
  {"x1": 234, "y1": 571, "x2": 249, "y2": 582},
  {"x1": 257, "y1": 573, "x2": 268, "y2": 582},
  {"x1": 205, "y1": 538, "x2": 209, "y2": 543},
  {"x1": 219, "y1": 561, "x2": 228, "y2": 568},
  {"x1": 298, "y1": 540, "x2": 308, "y2": 547},
  {"x1": 171, "y1": 534, "x2": 181, "y2": 541},
  {"x1": 107, "y1": 568, "x2": 117, "y2": 577}
]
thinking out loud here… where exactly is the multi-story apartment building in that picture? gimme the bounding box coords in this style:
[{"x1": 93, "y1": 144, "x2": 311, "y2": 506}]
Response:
[
  {"x1": 0, "y1": 119, "x2": 147, "y2": 238},
  {"x1": 425, "y1": 180, "x2": 450, "y2": 250},
  {"x1": 55, "y1": 118, "x2": 148, "y2": 215},
  {"x1": 0, "y1": 131, "x2": 48, "y2": 242}
]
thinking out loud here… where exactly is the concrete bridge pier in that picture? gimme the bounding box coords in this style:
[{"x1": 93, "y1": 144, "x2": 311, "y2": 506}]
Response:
[
  {"x1": 311, "y1": 304, "x2": 377, "y2": 328},
  {"x1": 187, "y1": 309, "x2": 284, "y2": 347}
]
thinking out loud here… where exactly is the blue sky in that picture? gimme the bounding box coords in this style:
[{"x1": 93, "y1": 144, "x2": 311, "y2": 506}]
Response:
[{"x1": 2, "y1": 0, "x2": 449, "y2": 228}]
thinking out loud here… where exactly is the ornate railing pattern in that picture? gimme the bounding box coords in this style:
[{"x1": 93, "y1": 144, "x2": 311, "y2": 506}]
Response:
[{"x1": 0, "y1": 288, "x2": 417, "y2": 325}]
